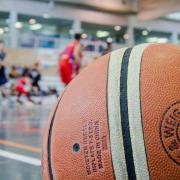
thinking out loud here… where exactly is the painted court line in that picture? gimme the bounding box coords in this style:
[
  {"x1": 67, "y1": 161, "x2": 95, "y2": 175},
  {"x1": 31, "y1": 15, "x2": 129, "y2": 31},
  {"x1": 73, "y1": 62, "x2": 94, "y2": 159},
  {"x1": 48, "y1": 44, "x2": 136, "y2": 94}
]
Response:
[
  {"x1": 0, "y1": 140, "x2": 41, "y2": 153},
  {"x1": 0, "y1": 149, "x2": 41, "y2": 166}
]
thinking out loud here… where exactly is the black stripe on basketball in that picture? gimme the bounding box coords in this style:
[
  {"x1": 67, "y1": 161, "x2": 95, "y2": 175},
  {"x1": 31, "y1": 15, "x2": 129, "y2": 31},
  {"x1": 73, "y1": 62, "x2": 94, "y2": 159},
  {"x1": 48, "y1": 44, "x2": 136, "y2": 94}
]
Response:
[
  {"x1": 120, "y1": 48, "x2": 136, "y2": 180},
  {"x1": 139, "y1": 49, "x2": 151, "y2": 177},
  {"x1": 47, "y1": 98, "x2": 62, "y2": 180}
]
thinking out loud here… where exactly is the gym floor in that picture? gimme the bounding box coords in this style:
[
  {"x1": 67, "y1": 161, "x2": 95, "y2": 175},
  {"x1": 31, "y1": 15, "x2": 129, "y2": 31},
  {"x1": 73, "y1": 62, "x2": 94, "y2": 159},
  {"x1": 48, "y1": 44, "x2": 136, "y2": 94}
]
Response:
[{"x1": 0, "y1": 96, "x2": 57, "y2": 180}]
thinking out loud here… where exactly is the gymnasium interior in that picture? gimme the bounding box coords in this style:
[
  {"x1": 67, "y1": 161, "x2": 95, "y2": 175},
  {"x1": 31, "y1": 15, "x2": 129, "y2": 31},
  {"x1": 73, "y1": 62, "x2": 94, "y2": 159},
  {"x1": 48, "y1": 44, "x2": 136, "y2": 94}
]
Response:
[{"x1": 0, "y1": 0, "x2": 180, "y2": 179}]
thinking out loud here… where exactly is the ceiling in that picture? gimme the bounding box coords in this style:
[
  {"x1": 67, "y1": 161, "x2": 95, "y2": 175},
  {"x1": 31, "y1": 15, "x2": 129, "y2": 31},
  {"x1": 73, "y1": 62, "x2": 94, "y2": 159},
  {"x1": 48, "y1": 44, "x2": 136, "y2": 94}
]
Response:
[
  {"x1": 54, "y1": 0, "x2": 138, "y2": 14},
  {"x1": 28, "y1": 0, "x2": 180, "y2": 20},
  {"x1": 166, "y1": 12, "x2": 180, "y2": 21},
  {"x1": 138, "y1": 0, "x2": 180, "y2": 20}
]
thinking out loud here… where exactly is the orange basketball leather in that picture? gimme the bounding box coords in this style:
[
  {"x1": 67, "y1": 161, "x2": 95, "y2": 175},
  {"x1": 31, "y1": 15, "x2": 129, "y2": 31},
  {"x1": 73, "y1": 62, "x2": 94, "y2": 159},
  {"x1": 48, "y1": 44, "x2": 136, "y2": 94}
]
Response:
[
  {"x1": 42, "y1": 44, "x2": 180, "y2": 180},
  {"x1": 43, "y1": 54, "x2": 115, "y2": 179},
  {"x1": 141, "y1": 44, "x2": 180, "y2": 179}
]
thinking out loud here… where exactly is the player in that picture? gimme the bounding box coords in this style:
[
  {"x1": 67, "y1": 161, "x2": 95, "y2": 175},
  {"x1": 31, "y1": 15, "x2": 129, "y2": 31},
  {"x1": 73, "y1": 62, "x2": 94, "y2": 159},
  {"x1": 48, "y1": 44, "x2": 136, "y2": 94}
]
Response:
[
  {"x1": 15, "y1": 68, "x2": 37, "y2": 104},
  {"x1": 0, "y1": 40, "x2": 8, "y2": 98},
  {"x1": 59, "y1": 33, "x2": 83, "y2": 85}
]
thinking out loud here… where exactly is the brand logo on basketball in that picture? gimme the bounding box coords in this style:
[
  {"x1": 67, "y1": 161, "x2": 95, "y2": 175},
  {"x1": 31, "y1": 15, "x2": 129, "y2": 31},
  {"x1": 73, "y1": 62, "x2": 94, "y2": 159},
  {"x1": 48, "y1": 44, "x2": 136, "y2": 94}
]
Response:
[{"x1": 160, "y1": 101, "x2": 180, "y2": 165}]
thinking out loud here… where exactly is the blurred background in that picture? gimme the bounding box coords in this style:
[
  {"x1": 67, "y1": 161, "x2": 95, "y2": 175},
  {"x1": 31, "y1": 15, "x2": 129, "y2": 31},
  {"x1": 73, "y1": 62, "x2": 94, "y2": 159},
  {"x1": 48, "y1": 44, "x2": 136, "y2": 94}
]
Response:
[{"x1": 0, "y1": 0, "x2": 180, "y2": 179}]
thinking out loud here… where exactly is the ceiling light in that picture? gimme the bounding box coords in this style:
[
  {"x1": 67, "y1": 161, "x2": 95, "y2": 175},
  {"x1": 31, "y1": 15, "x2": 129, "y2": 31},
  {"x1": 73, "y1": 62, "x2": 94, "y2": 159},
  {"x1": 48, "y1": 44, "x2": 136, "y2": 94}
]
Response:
[
  {"x1": 146, "y1": 37, "x2": 158, "y2": 43},
  {"x1": 29, "y1": 18, "x2": 36, "y2": 25},
  {"x1": 0, "y1": 28, "x2": 4, "y2": 34},
  {"x1": 82, "y1": 33, "x2": 88, "y2": 39},
  {"x1": 114, "y1": 25, "x2": 121, "y2": 31},
  {"x1": 147, "y1": 37, "x2": 168, "y2": 43},
  {"x1": 166, "y1": 12, "x2": 180, "y2": 21},
  {"x1": 123, "y1": 33, "x2": 129, "y2": 40},
  {"x1": 15, "y1": 22, "x2": 23, "y2": 29},
  {"x1": 157, "y1": 38, "x2": 169, "y2": 43},
  {"x1": 142, "y1": 30, "x2": 148, "y2": 36},
  {"x1": 107, "y1": 37, "x2": 113, "y2": 43},
  {"x1": 96, "y1": 30, "x2": 109, "y2": 38},
  {"x1": 30, "y1": 23, "x2": 42, "y2": 30}
]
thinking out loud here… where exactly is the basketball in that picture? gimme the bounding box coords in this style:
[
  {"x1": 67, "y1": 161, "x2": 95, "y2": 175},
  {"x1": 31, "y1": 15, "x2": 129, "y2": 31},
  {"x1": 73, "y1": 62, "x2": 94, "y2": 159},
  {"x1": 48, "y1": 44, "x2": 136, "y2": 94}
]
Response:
[{"x1": 42, "y1": 43, "x2": 180, "y2": 180}]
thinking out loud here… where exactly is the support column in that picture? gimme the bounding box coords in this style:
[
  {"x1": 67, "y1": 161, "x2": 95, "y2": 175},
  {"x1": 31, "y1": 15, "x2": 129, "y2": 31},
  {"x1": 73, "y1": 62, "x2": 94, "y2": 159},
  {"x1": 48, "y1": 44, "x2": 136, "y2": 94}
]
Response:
[
  {"x1": 9, "y1": 11, "x2": 18, "y2": 48},
  {"x1": 171, "y1": 31, "x2": 179, "y2": 44},
  {"x1": 72, "y1": 20, "x2": 82, "y2": 34},
  {"x1": 126, "y1": 16, "x2": 135, "y2": 47}
]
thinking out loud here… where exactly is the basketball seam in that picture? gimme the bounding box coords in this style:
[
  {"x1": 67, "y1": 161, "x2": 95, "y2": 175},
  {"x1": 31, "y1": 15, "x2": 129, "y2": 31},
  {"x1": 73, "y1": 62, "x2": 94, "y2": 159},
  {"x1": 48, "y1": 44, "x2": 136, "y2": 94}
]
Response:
[
  {"x1": 139, "y1": 48, "x2": 151, "y2": 179},
  {"x1": 47, "y1": 92, "x2": 65, "y2": 180},
  {"x1": 106, "y1": 54, "x2": 116, "y2": 180}
]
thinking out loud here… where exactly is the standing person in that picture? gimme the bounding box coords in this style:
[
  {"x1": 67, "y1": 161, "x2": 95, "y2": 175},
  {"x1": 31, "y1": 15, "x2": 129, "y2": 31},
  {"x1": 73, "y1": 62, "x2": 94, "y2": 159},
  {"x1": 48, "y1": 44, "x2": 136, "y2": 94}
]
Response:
[
  {"x1": 102, "y1": 41, "x2": 112, "y2": 55},
  {"x1": 9, "y1": 66, "x2": 19, "y2": 96},
  {"x1": 0, "y1": 40, "x2": 8, "y2": 97},
  {"x1": 29, "y1": 62, "x2": 42, "y2": 96},
  {"x1": 59, "y1": 33, "x2": 83, "y2": 86},
  {"x1": 9, "y1": 66, "x2": 19, "y2": 79}
]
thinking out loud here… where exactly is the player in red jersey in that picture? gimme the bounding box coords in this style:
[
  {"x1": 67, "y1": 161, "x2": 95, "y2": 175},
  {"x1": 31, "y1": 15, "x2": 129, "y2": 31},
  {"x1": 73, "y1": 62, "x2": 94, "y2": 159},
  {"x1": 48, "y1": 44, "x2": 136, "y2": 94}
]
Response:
[{"x1": 59, "y1": 33, "x2": 83, "y2": 85}]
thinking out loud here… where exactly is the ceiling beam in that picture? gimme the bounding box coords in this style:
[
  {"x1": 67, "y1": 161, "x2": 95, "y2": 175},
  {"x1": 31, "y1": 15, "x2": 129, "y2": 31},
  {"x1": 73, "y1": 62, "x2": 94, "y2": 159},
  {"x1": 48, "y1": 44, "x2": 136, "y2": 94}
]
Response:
[{"x1": 138, "y1": 0, "x2": 180, "y2": 21}]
